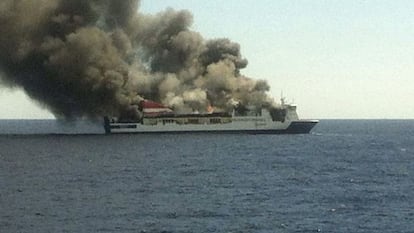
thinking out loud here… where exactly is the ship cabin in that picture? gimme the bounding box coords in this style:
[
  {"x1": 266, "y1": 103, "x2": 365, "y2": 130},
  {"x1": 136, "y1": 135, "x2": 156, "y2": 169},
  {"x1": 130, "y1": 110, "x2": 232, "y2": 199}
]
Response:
[
  {"x1": 112, "y1": 100, "x2": 297, "y2": 126},
  {"x1": 143, "y1": 112, "x2": 232, "y2": 126}
]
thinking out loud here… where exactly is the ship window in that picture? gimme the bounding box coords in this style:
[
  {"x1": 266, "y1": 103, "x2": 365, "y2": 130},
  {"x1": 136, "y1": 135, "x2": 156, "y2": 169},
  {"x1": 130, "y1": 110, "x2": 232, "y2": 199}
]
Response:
[
  {"x1": 210, "y1": 118, "x2": 221, "y2": 124},
  {"x1": 112, "y1": 124, "x2": 137, "y2": 129},
  {"x1": 123, "y1": 124, "x2": 137, "y2": 129},
  {"x1": 163, "y1": 119, "x2": 175, "y2": 124},
  {"x1": 188, "y1": 119, "x2": 200, "y2": 124}
]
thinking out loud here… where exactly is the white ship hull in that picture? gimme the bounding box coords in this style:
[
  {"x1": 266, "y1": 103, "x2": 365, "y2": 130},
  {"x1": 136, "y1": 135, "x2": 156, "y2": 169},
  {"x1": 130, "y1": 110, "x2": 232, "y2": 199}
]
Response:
[{"x1": 104, "y1": 116, "x2": 318, "y2": 134}]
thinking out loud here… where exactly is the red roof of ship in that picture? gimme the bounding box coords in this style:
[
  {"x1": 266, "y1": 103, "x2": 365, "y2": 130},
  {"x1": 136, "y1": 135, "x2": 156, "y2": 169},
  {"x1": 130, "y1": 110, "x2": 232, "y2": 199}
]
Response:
[
  {"x1": 140, "y1": 100, "x2": 168, "y2": 109},
  {"x1": 140, "y1": 100, "x2": 173, "y2": 117}
]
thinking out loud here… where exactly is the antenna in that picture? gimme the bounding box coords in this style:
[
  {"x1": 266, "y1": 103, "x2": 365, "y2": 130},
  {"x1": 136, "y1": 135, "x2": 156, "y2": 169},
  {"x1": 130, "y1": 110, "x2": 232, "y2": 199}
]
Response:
[{"x1": 281, "y1": 90, "x2": 286, "y2": 106}]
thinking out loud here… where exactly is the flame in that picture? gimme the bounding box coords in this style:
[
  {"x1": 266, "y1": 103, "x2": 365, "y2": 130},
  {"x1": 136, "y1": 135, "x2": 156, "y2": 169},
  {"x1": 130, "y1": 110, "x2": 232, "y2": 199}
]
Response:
[{"x1": 207, "y1": 105, "x2": 215, "y2": 113}]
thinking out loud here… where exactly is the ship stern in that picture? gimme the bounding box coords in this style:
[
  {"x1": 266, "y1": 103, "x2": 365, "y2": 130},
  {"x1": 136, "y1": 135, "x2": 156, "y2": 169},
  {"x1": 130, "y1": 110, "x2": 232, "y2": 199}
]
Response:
[{"x1": 103, "y1": 117, "x2": 111, "y2": 134}]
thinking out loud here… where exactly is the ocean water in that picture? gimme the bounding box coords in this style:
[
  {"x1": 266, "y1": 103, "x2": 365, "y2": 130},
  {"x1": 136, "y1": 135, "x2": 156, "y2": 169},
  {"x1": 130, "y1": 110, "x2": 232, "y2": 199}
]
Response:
[{"x1": 0, "y1": 120, "x2": 413, "y2": 232}]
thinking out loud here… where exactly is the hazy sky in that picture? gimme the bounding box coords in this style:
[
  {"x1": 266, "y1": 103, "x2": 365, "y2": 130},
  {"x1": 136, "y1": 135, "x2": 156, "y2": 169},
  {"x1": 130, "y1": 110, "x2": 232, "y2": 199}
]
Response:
[{"x1": 1, "y1": 0, "x2": 413, "y2": 119}]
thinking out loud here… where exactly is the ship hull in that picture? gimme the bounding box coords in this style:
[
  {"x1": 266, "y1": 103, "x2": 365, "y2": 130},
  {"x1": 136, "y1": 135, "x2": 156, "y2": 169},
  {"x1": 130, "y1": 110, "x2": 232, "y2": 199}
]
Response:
[{"x1": 104, "y1": 118, "x2": 318, "y2": 135}]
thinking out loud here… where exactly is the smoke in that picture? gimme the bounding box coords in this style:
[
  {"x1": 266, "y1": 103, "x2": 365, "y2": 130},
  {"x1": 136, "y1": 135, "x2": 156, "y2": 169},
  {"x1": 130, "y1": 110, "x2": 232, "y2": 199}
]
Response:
[{"x1": 0, "y1": 0, "x2": 276, "y2": 120}]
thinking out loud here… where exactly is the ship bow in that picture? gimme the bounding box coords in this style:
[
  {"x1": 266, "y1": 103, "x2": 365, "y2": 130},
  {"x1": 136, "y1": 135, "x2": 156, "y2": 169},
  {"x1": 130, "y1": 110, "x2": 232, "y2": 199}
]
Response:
[{"x1": 285, "y1": 120, "x2": 319, "y2": 134}]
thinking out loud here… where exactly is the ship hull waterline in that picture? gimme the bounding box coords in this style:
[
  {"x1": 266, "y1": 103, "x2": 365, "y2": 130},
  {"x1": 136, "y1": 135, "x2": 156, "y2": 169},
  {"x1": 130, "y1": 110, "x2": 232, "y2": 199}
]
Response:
[{"x1": 104, "y1": 119, "x2": 319, "y2": 135}]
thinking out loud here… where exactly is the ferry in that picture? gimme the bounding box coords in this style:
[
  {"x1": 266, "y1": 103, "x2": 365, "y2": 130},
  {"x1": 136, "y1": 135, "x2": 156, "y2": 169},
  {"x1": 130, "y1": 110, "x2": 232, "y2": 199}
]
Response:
[{"x1": 104, "y1": 99, "x2": 318, "y2": 134}]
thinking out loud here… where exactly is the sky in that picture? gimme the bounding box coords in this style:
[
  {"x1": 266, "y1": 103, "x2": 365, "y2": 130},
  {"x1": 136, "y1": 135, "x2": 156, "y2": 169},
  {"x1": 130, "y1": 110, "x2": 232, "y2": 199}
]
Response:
[{"x1": 0, "y1": 0, "x2": 413, "y2": 119}]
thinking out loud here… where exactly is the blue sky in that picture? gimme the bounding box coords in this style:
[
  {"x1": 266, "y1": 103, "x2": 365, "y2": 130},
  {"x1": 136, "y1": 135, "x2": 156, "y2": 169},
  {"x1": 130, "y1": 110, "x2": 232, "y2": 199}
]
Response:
[{"x1": 1, "y1": 0, "x2": 413, "y2": 119}]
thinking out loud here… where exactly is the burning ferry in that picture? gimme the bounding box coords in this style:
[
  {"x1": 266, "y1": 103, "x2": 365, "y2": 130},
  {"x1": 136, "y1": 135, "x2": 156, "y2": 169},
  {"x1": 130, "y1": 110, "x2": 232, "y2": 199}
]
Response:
[{"x1": 104, "y1": 98, "x2": 318, "y2": 134}]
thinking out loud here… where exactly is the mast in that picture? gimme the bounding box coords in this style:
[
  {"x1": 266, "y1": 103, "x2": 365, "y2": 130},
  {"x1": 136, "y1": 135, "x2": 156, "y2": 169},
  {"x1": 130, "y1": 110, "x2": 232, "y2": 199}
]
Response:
[{"x1": 281, "y1": 91, "x2": 286, "y2": 107}]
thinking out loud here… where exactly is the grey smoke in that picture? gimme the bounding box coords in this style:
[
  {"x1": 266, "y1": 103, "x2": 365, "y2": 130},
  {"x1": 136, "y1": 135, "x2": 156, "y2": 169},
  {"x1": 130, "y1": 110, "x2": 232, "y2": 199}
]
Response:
[{"x1": 0, "y1": 0, "x2": 276, "y2": 119}]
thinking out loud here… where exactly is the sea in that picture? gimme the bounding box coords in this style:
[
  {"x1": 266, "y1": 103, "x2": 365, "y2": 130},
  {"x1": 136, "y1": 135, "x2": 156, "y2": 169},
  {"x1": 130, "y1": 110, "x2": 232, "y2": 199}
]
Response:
[{"x1": 0, "y1": 119, "x2": 413, "y2": 233}]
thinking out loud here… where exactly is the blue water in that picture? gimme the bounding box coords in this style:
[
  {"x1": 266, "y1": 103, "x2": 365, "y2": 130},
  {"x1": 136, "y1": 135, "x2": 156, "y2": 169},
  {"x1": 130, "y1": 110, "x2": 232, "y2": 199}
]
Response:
[{"x1": 0, "y1": 120, "x2": 413, "y2": 232}]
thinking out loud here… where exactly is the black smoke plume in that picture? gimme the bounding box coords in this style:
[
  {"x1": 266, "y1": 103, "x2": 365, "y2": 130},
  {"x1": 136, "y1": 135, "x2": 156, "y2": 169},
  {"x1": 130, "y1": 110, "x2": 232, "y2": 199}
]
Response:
[{"x1": 0, "y1": 0, "x2": 275, "y2": 119}]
